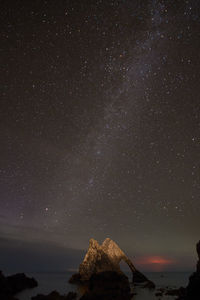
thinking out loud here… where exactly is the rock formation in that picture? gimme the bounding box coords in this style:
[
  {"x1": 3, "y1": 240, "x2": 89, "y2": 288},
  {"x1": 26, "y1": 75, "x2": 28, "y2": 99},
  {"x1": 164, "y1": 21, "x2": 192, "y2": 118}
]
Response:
[
  {"x1": 32, "y1": 291, "x2": 77, "y2": 300},
  {"x1": 0, "y1": 271, "x2": 38, "y2": 299},
  {"x1": 69, "y1": 238, "x2": 155, "y2": 288},
  {"x1": 177, "y1": 240, "x2": 200, "y2": 300},
  {"x1": 196, "y1": 240, "x2": 200, "y2": 272},
  {"x1": 79, "y1": 271, "x2": 132, "y2": 300}
]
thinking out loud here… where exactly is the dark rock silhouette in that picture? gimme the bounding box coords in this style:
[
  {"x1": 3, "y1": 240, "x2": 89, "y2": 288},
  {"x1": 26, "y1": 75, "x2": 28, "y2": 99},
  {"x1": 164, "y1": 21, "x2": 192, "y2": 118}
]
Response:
[
  {"x1": 7, "y1": 273, "x2": 38, "y2": 294},
  {"x1": 0, "y1": 271, "x2": 38, "y2": 299},
  {"x1": 177, "y1": 240, "x2": 200, "y2": 300},
  {"x1": 79, "y1": 271, "x2": 132, "y2": 300},
  {"x1": 69, "y1": 238, "x2": 155, "y2": 289},
  {"x1": 68, "y1": 273, "x2": 82, "y2": 285},
  {"x1": 165, "y1": 288, "x2": 181, "y2": 296},
  {"x1": 142, "y1": 280, "x2": 155, "y2": 289},
  {"x1": 32, "y1": 291, "x2": 77, "y2": 300},
  {"x1": 196, "y1": 240, "x2": 200, "y2": 273}
]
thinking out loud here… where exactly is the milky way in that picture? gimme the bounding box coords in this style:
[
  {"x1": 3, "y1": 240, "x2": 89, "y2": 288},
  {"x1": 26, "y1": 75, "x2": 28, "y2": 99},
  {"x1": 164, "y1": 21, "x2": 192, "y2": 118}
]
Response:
[{"x1": 1, "y1": 0, "x2": 200, "y2": 271}]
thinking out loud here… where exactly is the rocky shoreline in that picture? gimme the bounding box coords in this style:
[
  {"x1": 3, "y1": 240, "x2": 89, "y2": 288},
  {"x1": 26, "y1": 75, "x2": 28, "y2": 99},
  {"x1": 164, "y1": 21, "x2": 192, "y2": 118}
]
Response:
[
  {"x1": 1, "y1": 239, "x2": 200, "y2": 300},
  {"x1": 0, "y1": 271, "x2": 38, "y2": 300}
]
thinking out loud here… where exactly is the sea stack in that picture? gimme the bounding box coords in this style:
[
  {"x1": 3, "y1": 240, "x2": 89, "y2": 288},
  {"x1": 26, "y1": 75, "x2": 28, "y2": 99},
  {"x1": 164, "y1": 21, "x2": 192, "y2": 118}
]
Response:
[{"x1": 69, "y1": 237, "x2": 155, "y2": 288}]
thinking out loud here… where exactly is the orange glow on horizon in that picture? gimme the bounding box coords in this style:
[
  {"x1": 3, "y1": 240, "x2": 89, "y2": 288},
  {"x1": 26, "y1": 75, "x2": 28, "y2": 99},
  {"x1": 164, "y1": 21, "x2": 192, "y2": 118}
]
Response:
[
  {"x1": 148, "y1": 257, "x2": 173, "y2": 264},
  {"x1": 134, "y1": 256, "x2": 175, "y2": 271}
]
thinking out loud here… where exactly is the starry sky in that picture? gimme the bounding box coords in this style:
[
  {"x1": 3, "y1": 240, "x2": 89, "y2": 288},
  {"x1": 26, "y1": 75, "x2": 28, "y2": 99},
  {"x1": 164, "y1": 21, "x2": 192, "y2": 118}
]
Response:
[{"x1": 1, "y1": 0, "x2": 200, "y2": 272}]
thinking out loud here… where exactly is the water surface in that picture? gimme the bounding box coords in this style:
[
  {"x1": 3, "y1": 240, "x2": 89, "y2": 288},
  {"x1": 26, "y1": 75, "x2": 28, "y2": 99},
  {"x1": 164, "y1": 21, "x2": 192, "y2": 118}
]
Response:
[{"x1": 17, "y1": 271, "x2": 191, "y2": 300}]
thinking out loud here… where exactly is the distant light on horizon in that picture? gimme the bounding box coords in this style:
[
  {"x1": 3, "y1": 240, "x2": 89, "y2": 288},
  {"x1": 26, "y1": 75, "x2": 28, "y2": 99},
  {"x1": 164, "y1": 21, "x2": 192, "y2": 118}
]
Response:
[
  {"x1": 135, "y1": 256, "x2": 175, "y2": 271},
  {"x1": 147, "y1": 257, "x2": 174, "y2": 265}
]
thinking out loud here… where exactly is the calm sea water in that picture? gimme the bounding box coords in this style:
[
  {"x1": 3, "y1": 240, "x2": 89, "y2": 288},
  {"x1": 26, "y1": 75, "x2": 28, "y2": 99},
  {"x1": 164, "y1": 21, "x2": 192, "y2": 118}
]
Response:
[{"x1": 17, "y1": 271, "x2": 191, "y2": 300}]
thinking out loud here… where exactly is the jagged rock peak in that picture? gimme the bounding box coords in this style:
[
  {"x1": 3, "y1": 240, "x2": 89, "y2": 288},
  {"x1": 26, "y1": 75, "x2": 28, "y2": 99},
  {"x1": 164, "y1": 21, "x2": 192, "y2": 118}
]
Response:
[
  {"x1": 102, "y1": 238, "x2": 125, "y2": 257},
  {"x1": 72, "y1": 237, "x2": 155, "y2": 288},
  {"x1": 89, "y1": 238, "x2": 99, "y2": 248},
  {"x1": 82, "y1": 237, "x2": 127, "y2": 268}
]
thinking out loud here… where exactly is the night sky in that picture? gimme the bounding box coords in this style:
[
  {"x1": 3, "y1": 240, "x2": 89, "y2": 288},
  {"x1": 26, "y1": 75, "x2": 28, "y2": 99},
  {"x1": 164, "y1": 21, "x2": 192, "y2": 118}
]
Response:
[{"x1": 1, "y1": 0, "x2": 200, "y2": 272}]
